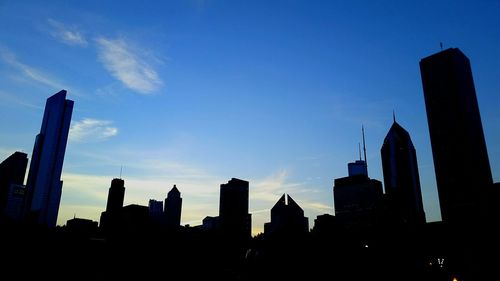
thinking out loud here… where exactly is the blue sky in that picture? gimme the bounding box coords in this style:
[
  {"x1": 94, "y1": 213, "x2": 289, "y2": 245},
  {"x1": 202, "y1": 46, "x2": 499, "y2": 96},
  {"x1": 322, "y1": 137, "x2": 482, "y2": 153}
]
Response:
[{"x1": 1, "y1": 1, "x2": 499, "y2": 234}]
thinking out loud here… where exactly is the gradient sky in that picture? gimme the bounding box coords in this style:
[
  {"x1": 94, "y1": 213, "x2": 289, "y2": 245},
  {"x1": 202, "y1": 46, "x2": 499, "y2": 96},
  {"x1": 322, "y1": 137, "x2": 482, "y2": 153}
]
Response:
[{"x1": 1, "y1": 1, "x2": 499, "y2": 234}]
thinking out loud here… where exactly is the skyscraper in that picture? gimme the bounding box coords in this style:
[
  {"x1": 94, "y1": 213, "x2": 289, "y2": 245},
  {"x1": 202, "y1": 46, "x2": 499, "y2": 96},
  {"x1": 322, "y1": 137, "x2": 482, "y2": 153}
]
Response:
[
  {"x1": 381, "y1": 118, "x2": 426, "y2": 225},
  {"x1": 106, "y1": 178, "x2": 125, "y2": 213},
  {"x1": 24, "y1": 90, "x2": 73, "y2": 227},
  {"x1": 164, "y1": 185, "x2": 182, "y2": 228},
  {"x1": 100, "y1": 178, "x2": 125, "y2": 230},
  {"x1": 420, "y1": 48, "x2": 493, "y2": 223},
  {"x1": 219, "y1": 178, "x2": 251, "y2": 240},
  {"x1": 0, "y1": 151, "x2": 28, "y2": 214},
  {"x1": 333, "y1": 127, "x2": 383, "y2": 230}
]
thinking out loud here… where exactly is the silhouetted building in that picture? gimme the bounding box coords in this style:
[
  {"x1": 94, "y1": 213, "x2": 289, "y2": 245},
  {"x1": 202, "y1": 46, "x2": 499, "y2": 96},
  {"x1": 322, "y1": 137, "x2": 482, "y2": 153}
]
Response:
[
  {"x1": 117, "y1": 204, "x2": 150, "y2": 233},
  {"x1": 164, "y1": 184, "x2": 182, "y2": 228},
  {"x1": 0, "y1": 151, "x2": 28, "y2": 214},
  {"x1": 334, "y1": 174, "x2": 383, "y2": 230},
  {"x1": 24, "y1": 90, "x2": 73, "y2": 227},
  {"x1": 100, "y1": 178, "x2": 126, "y2": 230},
  {"x1": 149, "y1": 199, "x2": 163, "y2": 223},
  {"x1": 381, "y1": 118, "x2": 426, "y2": 225},
  {"x1": 420, "y1": 48, "x2": 493, "y2": 223},
  {"x1": 312, "y1": 214, "x2": 337, "y2": 235},
  {"x1": 219, "y1": 178, "x2": 251, "y2": 241},
  {"x1": 348, "y1": 160, "x2": 368, "y2": 177},
  {"x1": 4, "y1": 184, "x2": 26, "y2": 221},
  {"x1": 106, "y1": 178, "x2": 125, "y2": 213},
  {"x1": 264, "y1": 194, "x2": 309, "y2": 237},
  {"x1": 66, "y1": 217, "x2": 98, "y2": 235},
  {"x1": 201, "y1": 216, "x2": 220, "y2": 231}
]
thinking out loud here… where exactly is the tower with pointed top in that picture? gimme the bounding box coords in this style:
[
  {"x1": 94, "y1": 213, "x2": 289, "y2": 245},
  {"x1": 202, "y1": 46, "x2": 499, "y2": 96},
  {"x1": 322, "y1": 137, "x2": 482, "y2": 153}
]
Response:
[
  {"x1": 381, "y1": 118, "x2": 426, "y2": 225},
  {"x1": 24, "y1": 90, "x2": 73, "y2": 227},
  {"x1": 164, "y1": 184, "x2": 182, "y2": 228},
  {"x1": 420, "y1": 48, "x2": 493, "y2": 223},
  {"x1": 264, "y1": 194, "x2": 309, "y2": 237}
]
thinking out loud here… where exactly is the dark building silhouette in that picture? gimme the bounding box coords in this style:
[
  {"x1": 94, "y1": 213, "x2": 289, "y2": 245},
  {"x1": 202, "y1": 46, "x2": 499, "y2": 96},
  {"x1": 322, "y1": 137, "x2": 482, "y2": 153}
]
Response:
[
  {"x1": 0, "y1": 151, "x2": 28, "y2": 214},
  {"x1": 201, "y1": 216, "x2": 220, "y2": 231},
  {"x1": 381, "y1": 117, "x2": 426, "y2": 225},
  {"x1": 106, "y1": 178, "x2": 125, "y2": 213},
  {"x1": 4, "y1": 184, "x2": 26, "y2": 221},
  {"x1": 116, "y1": 204, "x2": 150, "y2": 233},
  {"x1": 24, "y1": 90, "x2": 73, "y2": 227},
  {"x1": 334, "y1": 174, "x2": 383, "y2": 230},
  {"x1": 100, "y1": 178, "x2": 125, "y2": 230},
  {"x1": 312, "y1": 213, "x2": 337, "y2": 235},
  {"x1": 148, "y1": 199, "x2": 163, "y2": 223},
  {"x1": 334, "y1": 130, "x2": 383, "y2": 230},
  {"x1": 66, "y1": 217, "x2": 98, "y2": 235},
  {"x1": 264, "y1": 194, "x2": 309, "y2": 237},
  {"x1": 219, "y1": 178, "x2": 251, "y2": 240},
  {"x1": 420, "y1": 48, "x2": 493, "y2": 223},
  {"x1": 164, "y1": 184, "x2": 182, "y2": 228}
]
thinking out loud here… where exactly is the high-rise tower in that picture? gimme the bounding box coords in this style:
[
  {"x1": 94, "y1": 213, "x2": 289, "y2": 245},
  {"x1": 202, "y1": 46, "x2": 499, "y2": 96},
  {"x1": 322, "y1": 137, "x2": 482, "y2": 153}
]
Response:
[
  {"x1": 381, "y1": 117, "x2": 426, "y2": 225},
  {"x1": 24, "y1": 90, "x2": 73, "y2": 227},
  {"x1": 164, "y1": 184, "x2": 182, "y2": 228},
  {"x1": 219, "y1": 178, "x2": 251, "y2": 240},
  {"x1": 420, "y1": 48, "x2": 492, "y2": 223}
]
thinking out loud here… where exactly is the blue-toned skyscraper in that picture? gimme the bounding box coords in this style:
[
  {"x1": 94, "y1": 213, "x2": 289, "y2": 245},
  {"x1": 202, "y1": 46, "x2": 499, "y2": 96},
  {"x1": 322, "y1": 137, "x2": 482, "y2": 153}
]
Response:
[{"x1": 24, "y1": 90, "x2": 74, "y2": 227}]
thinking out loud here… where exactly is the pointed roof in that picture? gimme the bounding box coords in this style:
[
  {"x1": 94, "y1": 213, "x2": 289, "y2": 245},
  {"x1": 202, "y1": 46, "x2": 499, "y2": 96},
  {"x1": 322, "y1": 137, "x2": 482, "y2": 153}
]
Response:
[
  {"x1": 383, "y1": 119, "x2": 412, "y2": 145},
  {"x1": 168, "y1": 184, "x2": 180, "y2": 196}
]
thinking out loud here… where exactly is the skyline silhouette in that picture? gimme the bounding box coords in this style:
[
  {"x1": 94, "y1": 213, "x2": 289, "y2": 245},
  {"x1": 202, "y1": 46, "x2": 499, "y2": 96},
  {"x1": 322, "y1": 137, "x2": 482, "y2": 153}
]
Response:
[{"x1": 0, "y1": 1, "x2": 499, "y2": 235}]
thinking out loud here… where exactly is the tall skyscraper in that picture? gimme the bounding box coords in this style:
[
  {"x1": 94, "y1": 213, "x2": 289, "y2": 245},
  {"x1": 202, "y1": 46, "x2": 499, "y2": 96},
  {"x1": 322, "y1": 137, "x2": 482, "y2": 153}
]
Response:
[
  {"x1": 100, "y1": 178, "x2": 125, "y2": 230},
  {"x1": 0, "y1": 151, "x2": 28, "y2": 213},
  {"x1": 219, "y1": 178, "x2": 251, "y2": 240},
  {"x1": 381, "y1": 118, "x2": 426, "y2": 225},
  {"x1": 164, "y1": 185, "x2": 182, "y2": 228},
  {"x1": 106, "y1": 178, "x2": 125, "y2": 213},
  {"x1": 24, "y1": 90, "x2": 73, "y2": 227},
  {"x1": 420, "y1": 48, "x2": 493, "y2": 223}
]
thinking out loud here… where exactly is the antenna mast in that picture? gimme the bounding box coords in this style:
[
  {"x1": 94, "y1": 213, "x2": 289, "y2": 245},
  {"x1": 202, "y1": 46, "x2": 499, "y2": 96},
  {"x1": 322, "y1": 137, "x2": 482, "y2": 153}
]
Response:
[
  {"x1": 358, "y1": 142, "x2": 362, "y2": 161},
  {"x1": 362, "y1": 125, "x2": 367, "y2": 166},
  {"x1": 120, "y1": 165, "x2": 123, "y2": 179}
]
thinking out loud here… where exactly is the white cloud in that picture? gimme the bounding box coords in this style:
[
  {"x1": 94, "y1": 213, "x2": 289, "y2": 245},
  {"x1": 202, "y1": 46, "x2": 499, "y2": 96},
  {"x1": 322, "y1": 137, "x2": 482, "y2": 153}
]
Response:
[
  {"x1": 0, "y1": 47, "x2": 67, "y2": 90},
  {"x1": 47, "y1": 19, "x2": 88, "y2": 47},
  {"x1": 69, "y1": 118, "x2": 118, "y2": 142},
  {"x1": 96, "y1": 37, "x2": 163, "y2": 94}
]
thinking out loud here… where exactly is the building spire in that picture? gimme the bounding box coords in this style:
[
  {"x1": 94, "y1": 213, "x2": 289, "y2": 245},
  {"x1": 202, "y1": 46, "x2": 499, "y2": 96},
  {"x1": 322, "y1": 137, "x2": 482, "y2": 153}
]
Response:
[
  {"x1": 120, "y1": 165, "x2": 123, "y2": 179},
  {"x1": 358, "y1": 142, "x2": 362, "y2": 161},
  {"x1": 362, "y1": 125, "x2": 367, "y2": 166},
  {"x1": 393, "y1": 110, "x2": 396, "y2": 123}
]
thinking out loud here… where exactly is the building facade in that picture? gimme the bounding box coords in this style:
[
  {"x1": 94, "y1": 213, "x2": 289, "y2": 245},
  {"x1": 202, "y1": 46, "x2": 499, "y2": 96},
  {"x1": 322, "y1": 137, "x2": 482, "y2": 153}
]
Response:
[
  {"x1": 164, "y1": 185, "x2": 182, "y2": 228},
  {"x1": 381, "y1": 119, "x2": 426, "y2": 225},
  {"x1": 24, "y1": 90, "x2": 73, "y2": 227},
  {"x1": 420, "y1": 48, "x2": 493, "y2": 223}
]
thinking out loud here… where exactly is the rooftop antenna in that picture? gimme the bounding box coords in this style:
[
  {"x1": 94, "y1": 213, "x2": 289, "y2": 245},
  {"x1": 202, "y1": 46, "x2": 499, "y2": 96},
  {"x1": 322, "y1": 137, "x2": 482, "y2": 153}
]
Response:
[
  {"x1": 119, "y1": 165, "x2": 123, "y2": 179},
  {"x1": 440, "y1": 42, "x2": 443, "y2": 50},
  {"x1": 362, "y1": 125, "x2": 367, "y2": 166},
  {"x1": 393, "y1": 110, "x2": 396, "y2": 123},
  {"x1": 358, "y1": 142, "x2": 362, "y2": 161}
]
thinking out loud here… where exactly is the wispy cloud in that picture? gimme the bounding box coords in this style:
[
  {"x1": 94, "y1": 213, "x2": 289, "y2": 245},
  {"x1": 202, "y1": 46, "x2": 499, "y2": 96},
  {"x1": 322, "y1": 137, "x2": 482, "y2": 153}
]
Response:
[
  {"x1": 69, "y1": 118, "x2": 118, "y2": 142},
  {"x1": 0, "y1": 47, "x2": 67, "y2": 90},
  {"x1": 96, "y1": 37, "x2": 163, "y2": 94},
  {"x1": 0, "y1": 90, "x2": 42, "y2": 110},
  {"x1": 47, "y1": 19, "x2": 88, "y2": 47}
]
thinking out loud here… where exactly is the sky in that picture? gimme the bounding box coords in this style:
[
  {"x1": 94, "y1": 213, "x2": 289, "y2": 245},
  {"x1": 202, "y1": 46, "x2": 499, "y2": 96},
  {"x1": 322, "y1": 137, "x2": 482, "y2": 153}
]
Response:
[{"x1": 0, "y1": 0, "x2": 499, "y2": 235}]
